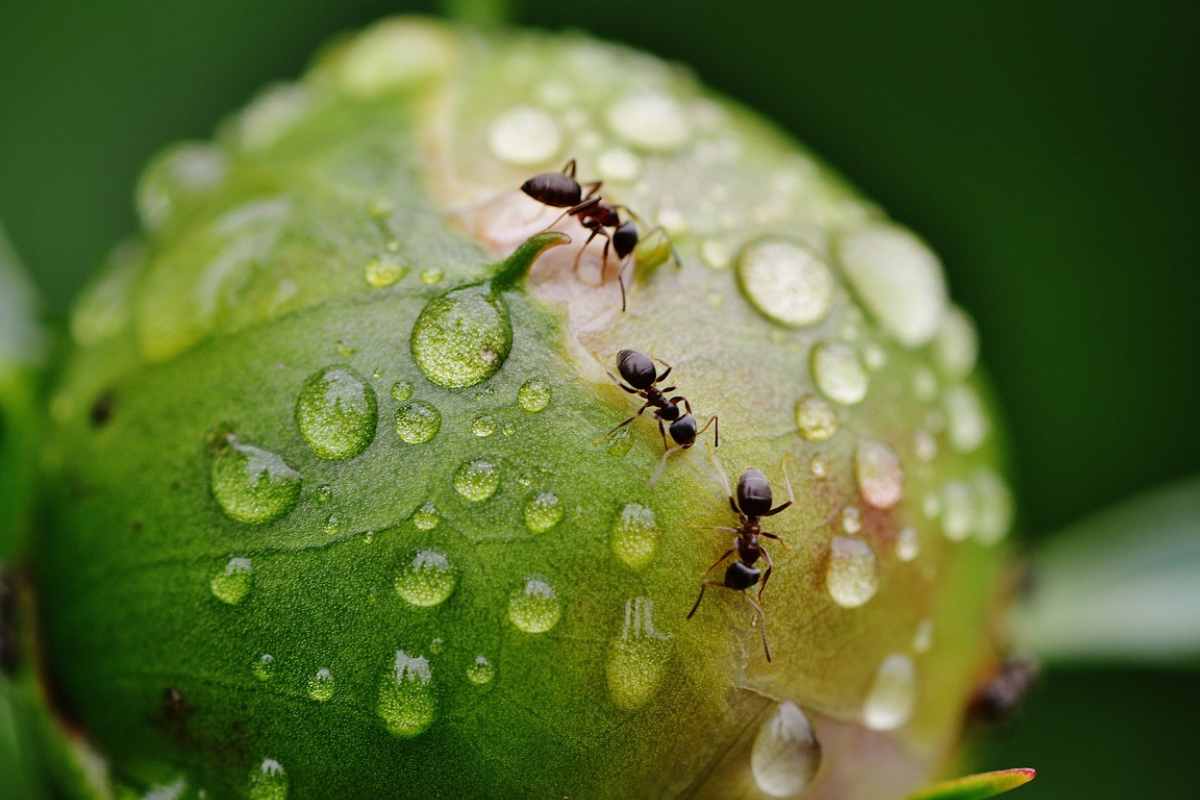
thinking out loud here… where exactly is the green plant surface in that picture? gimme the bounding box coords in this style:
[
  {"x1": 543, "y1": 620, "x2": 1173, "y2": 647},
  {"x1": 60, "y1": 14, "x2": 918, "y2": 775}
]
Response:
[{"x1": 908, "y1": 768, "x2": 1036, "y2": 800}]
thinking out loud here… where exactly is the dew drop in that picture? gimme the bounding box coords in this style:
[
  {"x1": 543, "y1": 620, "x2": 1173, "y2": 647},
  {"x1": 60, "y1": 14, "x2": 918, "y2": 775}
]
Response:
[
  {"x1": 489, "y1": 106, "x2": 562, "y2": 165},
  {"x1": 973, "y1": 469, "x2": 1014, "y2": 545},
  {"x1": 314, "y1": 484, "x2": 333, "y2": 506},
  {"x1": 855, "y1": 439, "x2": 903, "y2": 509},
  {"x1": 934, "y1": 306, "x2": 979, "y2": 378},
  {"x1": 606, "y1": 91, "x2": 690, "y2": 151},
  {"x1": 841, "y1": 506, "x2": 862, "y2": 535},
  {"x1": 335, "y1": 19, "x2": 452, "y2": 97},
  {"x1": 596, "y1": 147, "x2": 641, "y2": 182},
  {"x1": 912, "y1": 367, "x2": 939, "y2": 402},
  {"x1": 252, "y1": 653, "x2": 275, "y2": 682},
  {"x1": 809, "y1": 455, "x2": 829, "y2": 478},
  {"x1": 941, "y1": 480, "x2": 975, "y2": 541},
  {"x1": 307, "y1": 668, "x2": 335, "y2": 702},
  {"x1": 700, "y1": 238, "x2": 734, "y2": 270},
  {"x1": 471, "y1": 414, "x2": 497, "y2": 437},
  {"x1": 364, "y1": 258, "x2": 407, "y2": 288},
  {"x1": 750, "y1": 701, "x2": 822, "y2": 797},
  {"x1": 826, "y1": 537, "x2": 878, "y2": 608},
  {"x1": 390, "y1": 380, "x2": 414, "y2": 402},
  {"x1": 914, "y1": 430, "x2": 938, "y2": 463},
  {"x1": 794, "y1": 395, "x2": 838, "y2": 441},
  {"x1": 210, "y1": 434, "x2": 301, "y2": 525},
  {"x1": 896, "y1": 527, "x2": 920, "y2": 562},
  {"x1": 412, "y1": 501, "x2": 440, "y2": 531},
  {"x1": 862, "y1": 342, "x2": 888, "y2": 371},
  {"x1": 136, "y1": 143, "x2": 228, "y2": 231},
  {"x1": 466, "y1": 655, "x2": 496, "y2": 686},
  {"x1": 419, "y1": 268, "x2": 444, "y2": 285},
  {"x1": 295, "y1": 366, "x2": 378, "y2": 461},
  {"x1": 912, "y1": 619, "x2": 934, "y2": 653},
  {"x1": 247, "y1": 758, "x2": 288, "y2": 800},
  {"x1": 811, "y1": 342, "x2": 869, "y2": 405},
  {"x1": 429, "y1": 637, "x2": 445, "y2": 655},
  {"x1": 394, "y1": 401, "x2": 442, "y2": 445},
  {"x1": 923, "y1": 492, "x2": 942, "y2": 519},
  {"x1": 737, "y1": 239, "x2": 835, "y2": 327},
  {"x1": 411, "y1": 287, "x2": 511, "y2": 389},
  {"x1": 377, "y1": 650, "x2": 436, "y2": 738},
  {"x1": 394, "y1": 549, "x2": 457, "y2": 607},
  {"x1": 524, "y1": 492, "x2": 564, "y2": 533},
  {"x1": 611, "y1": 503, "x2": 658, "y2": 570},
  {"x1": 453, "y1": 459, "x2": 500, "y2": 502},
  {"x1": 863, "y1": 653, "x2": 917, "y2": 730},
  {"x1": 517, "y1": 378, "x2": 552, "y2": 413},
  {"x1": 606, "y1": 597, "x2": 671, "y2": 710},
  {"x1": 944, "y1": 384, "x2": 989, "y2": 453},
  {"x1": 322, "y1": 513, "x2": 341, "y2": 535},
  {"x1": 211, "y1": 557, "x2": 253, "y2": 605},
  {"x1": 508, "y1": 577, "x2": 561, "y2": 633},
  {"x1": 606, "y1": 427, "x2": 634, "y2": 457}
]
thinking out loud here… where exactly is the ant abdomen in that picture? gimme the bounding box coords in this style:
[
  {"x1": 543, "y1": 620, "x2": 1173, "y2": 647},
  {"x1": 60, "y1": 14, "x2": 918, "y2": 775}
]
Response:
[
  {"x1": 520, "y1": 172, "x2": 582, "y2": 208},
  {"x1": 736, "y1": 468, "x2": 774, "y2": 517},
  {"x1": 617, "y1": 349, "x2": 657, "y2": 389},
  {"x1": 725, "y1": 561, "x2": 761, "y2": 590}
]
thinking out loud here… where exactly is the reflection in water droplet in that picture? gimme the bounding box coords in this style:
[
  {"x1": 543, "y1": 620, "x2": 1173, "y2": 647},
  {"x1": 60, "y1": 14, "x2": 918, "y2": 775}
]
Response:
[
  {"x1": 795, "y1": 395, "x2": 838, "y2": 441},
  {"x1": 210, "y1": 435, "x2": 301, "y2": 525},
  {"x1": 411, "y1": 287, "x2": 511, "y2": 389},
  {"x1": 247, "y1": 758, "x2": 288, "y2": 800},
  {"x1": 307, "y1": 668, "x2": 335, "y2": 702},
  {"x1": 391, "y1": 381, "x2": 414, "y2": 402},
  {"x1": 826, "y1": 537, "x2": 878, "y2": 608},
  {"x1": 412, "y1": 501, "x2": 440, "y2": 531},
  {"x1": 454, "y1": 459, "x2": 500, "y2": 502},
  {"x1": 606, "y1": 91, "x2": 690, "y2": 151},
  {"x1": 751, "y1": 701, "x2": 822, "y2": 798},
  {"x1": 607, "y1": 597, "x2": 672, "y2": 710},
  {"x1": 395, "y1": 549, "x2": 457, "y2": 607},
  {"x1": 394, "y1": 401, "x2": 442, "y2": 445},
  {"x1": 973, "y1": 470, "x2": 1013, "y2": 544},
  {"x1": 611, "y1": 503, "x2": 658, "y2": 570},
  {"x1": 508, "y1": 577, "x2": 561, "y2": 633},
  {"x1": 896, "y1": 527, "x2": 920, "y2": 562},
  {"x1": 841, "y1": 506, "x2": 862, "y2": 534},
  {"x1": 912, "y1": 619, "x2": 934, "y2": 653},
  {"x1": 472, "y1": 415, "x2": 497, "y2": 437},
  {"x1": 856, "y1": 439, "x2": 903, "y2": 509},
  {"x1": 863, "y1": 653, "x2": 917, "y2": 730},
  {"x1": 364, "y1": 258, "x2": 407, "y2": 288},
  {"x1": 211, "y1": 557, "x2": 254, "y2": 605},
  {"x1": 737, "y1": 239, "x2": 835, "y2": 327},
  {"x1": 934, "y1": 306, "x2": 979, "y2": 378},
  {"x1": 517, "y1": 378, "x2": 552, "y2": 413},
  {"x1": 466, "y1": 655, "x2": 496, "y2": 686},
  {"x1": 811, "y1": 342, "x2": 869, "y2": 405},
  {"x1": 377, "y1": 650, "x2": 436, "y2": 738},
  {"x1": 941, "y1": 480, "x2": 974, "y2": 541},
  {"x1": 295, "y1": 366, "x2": 378, "y2": 461},
  {"x1": 489, "y1": 106, "x2": 562, "y2": 165},
  {"x1": 524, "y1": 492, "x2": 564, "y2": 533}
]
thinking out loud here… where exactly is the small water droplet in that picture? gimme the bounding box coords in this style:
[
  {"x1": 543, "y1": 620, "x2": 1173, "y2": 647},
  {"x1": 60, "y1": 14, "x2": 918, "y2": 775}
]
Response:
[
  {"x1": 395, "y1": 549, "x2": 457, "y2": 607},
  {"x1": 841, "y1": 506, "x2": 862, "y2": 534},
  {"x1": 412, "y1": 501, "x2": 440, "y2": 531},
  {"x1": 394, "y1": 401, "x2": 442, "y2": 444},
  {"x1": 295, "y1": 366, "x2": 378, "y2": 461},
  {"x1": 453, "y1": 459, "x2": 500, "y2": 502},
  {"x1": 364, "y1": 258, "x2": 407, "y2": 288},
  {"x1": 211, "y1": 557, "x2": 254, "y2": 605},
  {"x1": 607, "y1": 91, "x2": 690, "y2": 151},
  {"x1": 896, "y1": 527, "x2": 919, "y2": 561},
  {"x1": 429, "y1": 637, "x2": 445, "y2": 655},
  {"x1": 313, "y1": 485, "x2": 333, "y2": 506},
  {"x1": 472, "y1": 414, "x2": 497, "y2": 437},
  {"x1": 508, "y1": 577, "x2": 561, "y2": 633},
  {"x1": 941, "y1": 480, "x2": 975, "y2": 541},
  {"x1": 914, "y1": 430, "x2": 938, "y2": 463},
  {"x1": 934, "y1": 306, "x2": 979, "y2": 378},
  {"x1": 738, "y1": 239, "x2": 835, "y2": 327},
  {"x1": 336, "y1": 19, "x2": 453, "y2": 97},
  {"x1": 606, "y1": 427, "x2": 634, "y2": 457},
  {"x1": 596, "y1": 147, "x2": 641, "y2": 182},
  {"x1": 252, "y1": 653, "x2": 275, "y2": 682},
  {"x1": 210, "y1": 434, "x2": 301, "y2": 525},
  {"x1": 247, "y1": 758, "x2": 288, "y2": 800},
  {"x1": 611, "y1": 503, "x2": 658, "y2": 570},
  {"x1": 411, "y1": 287, "x2": 511, "y2": 389},
  {"x1": 811, "y1": 342, "x2": 869, "y2": 405},
  {"x1": 307, "y1": 668, "x2": 335, "y2": 702},
  {"x1": 751, "y1": 701, "x2": 822, "y2": 797},
  {"x1": 517, "y1": 378, "x2": 551, "y2": 413},
  {"x1": 863, "y1": 653, "x2": 917, "y2": 730},
  {"x1": 391, "y1": 381, "x2": 414, "y2": 402},
  {"x1": 323, "y1": 513, "x2": 341, "y2": 535},
  {"x1": 700, "y1": 238, "x2": 734, "y2": 270},
  {"x1": 489, "y1": 106, "x2": 562, "y2": 165},
  {"x1": 606, "y1": 597, "x2": 671, "y2": 710},
  {"x1": 466, "y1": 655, "x2": 496, "y2": 686},
  {"x1": 944, "y1": 384, "x2": 989, "y2": 453},
  {"x1": 912, "y1": 619, "x2": 934, "y2": 653},
  {"x1": 809, "y1": 455, "x2": 829, "y2": 478},
  {"x1": 855, "y1": 439, "x2": 903, "y2": 509},
  {"x1": 923, "y1": 492, "x2": 942, "y2": 519},
  {"x1": 377, "y1": 650, "x2": 436, "y2": 738},
  {"x1": 137, "y1": 143, "x2": 228, "y2": 231},
  {"x1": 862, "y1": 342, "x2": 888, "y2": 371},
  {"x1": 524, "y1": 492, "x2": 564, "y2": 533},
  {"x1": 973, "y1": 470, "x2": 1013, "y2": 544},
  {"x1": 826, "y1": 537, "x2": 878, "y2": 608},
  {"x1": 795, "y1": 395, "x2": 838, "y2": 441},
  {"x1": 336, "y1": 340, "x2": 356, "y2": 358},
  {"x1": 419, "y1": 268, "x2": 444, "y2": 285},
  {"x1": 912, "y1": 367, "x2": 939, "y2": 402}
]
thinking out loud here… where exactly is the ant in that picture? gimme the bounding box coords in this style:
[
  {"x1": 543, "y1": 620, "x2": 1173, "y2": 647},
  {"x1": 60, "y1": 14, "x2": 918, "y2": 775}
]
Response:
[
  {"x1": 520, "y1": 159, "x2": 675, "y2": 311},
  {"x1": 687, "y1": 457, "x2": 795, "y2": 662},
  {"x1": 604, "y1": 349, "x2": 718, "y2": 458}
]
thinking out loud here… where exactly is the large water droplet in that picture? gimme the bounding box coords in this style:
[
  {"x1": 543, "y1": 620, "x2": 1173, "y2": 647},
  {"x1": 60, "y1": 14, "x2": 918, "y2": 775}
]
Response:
[
  {"x1": 941, "y1": 480, "x2": 975, "y2": 541},
  {"x1": 944, "y1": 384, "x2": 989, "y2": 452},
  {"x1": 611, "y1": 503, "x2": 658, "y2": 570},
  {"x1": 606, "y1": 597, "x2": 671, "y2": 710},
  {"x1": 252, "y1": 653, "x2": 275, "y2": 682},
  {"x1": 412, "y1": 501, "x2": 440, "y2": 531},
  {"x1": 508, "y1": 577, "x2": 561, "y2": 633},
  {"x1": 377, "y1": 650, "x2": 436, "y2": 738},
  {"x1": 394, "y1": 401, "x2": 442, "y2": 445},
  {"x1": 973, "y1": 469, "x2": 1013, "y2": 544},
  {"x1": 524, "y1": 492, "x2": 564, "y2": 533},
  {"x1": 335, "y1": 19, "x2": 453, "y2": 97},
  {"x1": 453, "y1": 458, "x2": 500, "y2": 502},
  {"x1": 750, "y1": 701, "x2": 822, "y2": 798},
  {"x1": 210, "y1": 434, "x2": 301, "y2": 525},
  {"x1": 137, "y1": 143, "x2": 228, "y2": 231},
  {"x1": 855, "y1": 439, "x2": 903, "y2": 509},
  {"x1": 606, "y1": 91, "x2": 690, "y2": 151},
  {"x1": 934, "y1": 306, "x2": 979, "y2": 378},
  {"x1": 471, "y1": 414, "x2": 497, "y2": 437},
  {"x1": 307, "y1": 668, "x2": 335, "y2": 702},
  {"x1": 247, "y1": 758, "x2": 288, "y2": 800},
  {"x1": 489, "y1": 106, "x2": 562, "y2": 165},
  {"x1": 737, "y1": 239, "x2": 835, "y2": 327},
  {"x1": 811, "y1": 342, "x2": 869, "y2": 405},
  {"x1": 395, "y1": 549, "x2": 457, "y2": 607},
  {"x1": 211, "y1": 557, "x2": 254, "y2": 605},
  {"x1": 411, "y1": 287, "x2": 511, "y2": 389},
  {"x1": 517, "y1": 378, "x2": 552, "y2": 413},
  {"x1": 466, "y1": 655, "x2": 496, "y2": 686},
  {"x1": 863, "y1": 653, "x2": 917, "y2": 730},
  {"x1": 826, "y1": 537, "x2": 878, "y2": 608},
  {"x1": 295, "y1": 366, "x2": 378, "y2": 461},
  {"x1": 794, "y1": 394, "x2": 838, "y2": 441}
]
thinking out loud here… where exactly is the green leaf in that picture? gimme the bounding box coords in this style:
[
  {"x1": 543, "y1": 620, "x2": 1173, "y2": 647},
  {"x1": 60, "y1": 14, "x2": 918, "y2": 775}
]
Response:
[
  {"x1": 908, "y1": 768, "x2": 1036, "y2": 800},
  {"x1": 1015, "y1": 475, "x2": 1200, "y2": 663}
]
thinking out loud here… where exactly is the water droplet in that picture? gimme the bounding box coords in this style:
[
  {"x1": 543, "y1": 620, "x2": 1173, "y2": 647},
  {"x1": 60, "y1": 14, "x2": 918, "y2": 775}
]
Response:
[
  {"x1": 394, "y1": 401, "x2": 442, "y2": 445},
  {"x1": 489, "y1": 106, "x2": 562, "y2": 165},
  {"x1": 923, "y1": 492, "x2": 942, "y2": 519},
  {"x1": 295, "y1": 366, "x2": 378, "y2": 461},
  {"x1": 914, "y1": 430, "x2": 938, "y2": 463},
  {"x1": 364, "y1": 258, "x2": 407, "y2": 288},
  {"x1": 606, "y1": 427, "x2": 634, "y2": 457},
  {"x1": 862, "y1": 342, "x2": 888, "y2": 371},
  {"x1": 323, "y1": 513, "x2": 341, "y2": 535},
  {"x1": 973, "y1": 470, "x2": 1013, "y2": 544},
  {"x1": 607, "y1": 91, "x2": 690, "y2": 151},
  {"x1": 412, "y1": 501, "x2": 440, "y2": 531},
  {"x1": 377, "y1": 650, "x2": 436, "y2": 738},
  {"x1": 517, "y1": 378, "x2": 551, "y2": 412},
  {"x1": 136, "y1": 143, "x2": 228, "y2": 231},
  {"x1": 912, "y1": 367, "x2": 939, "y2": 402},
  {"x1": 247, "y1": 758, "x2": 288, "y2": 800},
  {"x1": 596, "y1": 147, "x2": 641, "y2": 182},
  {"x1": 794, "y1": 395, "x2": 838, "y2": 441},
  {"x1": 700, "y1": 238, "x2": 734, "y2": 270},
  {"x1": 611, "y1": 503, "x2": 658, "y2": 570},
  {"x1": 737, "y1": 239, "x2": 835, "y2": 327},
  {"x1": 750, "y1": 701, "x2": 822, "y2": 797},
  {"x1": 453, "y1": 459, "x2": 500, "y2": 502},
  {"x1": 508, "y1": 577, "x2": 561, "y2": 633},
  {"x1": 307, "y1": 668, "x2": 335, "y2": 702},
  {"x1": 635, "y1": 226, "x2": 675, "y2": 271},
  {"x1": 863, "y1": 653, "x2": 917, "y2": 730},
  {"x1": 941, "y1": 480, "x2": 975, "y2": 541},
  {"x1": 837, "y1": 225, "x2": 948, "y2": 347},
  {"x1": 896, "y1": 527, "x2": 919, "y2": 561},
  {"x1": 471, "y1": 414, "x2": 497, "y2": 437},
  {"x1": 537, "y1": 80, "x2": 573, "y2": 107},
  {"x1": 524, "y1": 492, "x2": 564, "y2": 533},
  {"x1": 606, "y1": 597, "x2": 671, "y2": 710},
  {"x1": 466, "y1": 655, "x2": 496, "y2": 686},
  {"x1": 252, "y1": 653, "x2": 275, "y2": 681},
  {"x1": 394, "y1": 549, "x2": 457, "y2": 607},
  {"x1": 390, "y1": 380, "x2": 414, "y2": 402},
  {"x1": 934, "y1": 306, "x2": 979, "y2": 378},
  {"x1": 912, "y1": 619, "x2": 934, "y2": 653},
  {"x1": 826, "y1": 537, "x2": 878, "y2": 608},
  {"x1": 210, "y1": 434, "x2": 301, "y2": 525},
  {"x1": 855, "y1": 439, "x2": 903, "y2": 509},
  {"x1": 411, "y1": 287, "x2": 511, "y2": 389},
  {"x1": 945, "y1": 384, "x2": 989, "y2": 452},
  {"x1": 211, "y1": 557, "x2": 254, "y2": 605},
  {"x1": 142, "y1": 777, "x2": 189, "y2": 800},
  {"x1": 429, "y1": 637, "x2": 445, "y2": 655},
  {"x1": 335, "y1": 19, "x2": 452, "y2": 97},
  {"x1": 811, "y1": 342, "x2": 869, "y2": 406},
  {"x1": 809, "y1": 455, "x2": 829, "y2": 478},
  {"x1": 419, "y1": 268, "x2": 444, "y2": 285},
  {"x1": 841, "y1": 506, "x2": 862, "y2": 534}
]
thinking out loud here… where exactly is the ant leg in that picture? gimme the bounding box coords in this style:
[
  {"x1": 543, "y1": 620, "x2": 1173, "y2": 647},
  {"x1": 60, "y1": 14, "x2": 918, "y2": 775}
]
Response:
[
  {"x1": 668, "y1": 396, "x2": 693, "y2": 415},
  {"x1": 650, "y1": 445, "x2": 684, "y2": 487},
  {"x1": 605, "y1": 402, "x2": 651, "y2": 438},
  {"x1": 656, "y1": 418, "x2": 669, "y2": 452},
  {"x1": 757, "y1": 547, "x2": 774, "y2": 604},
  {"x1": 606, "y1": 373, "x2": 640, "y2": 395},
  {"x1": 618, "y1": 257, "x2": 629, "y2": 312},
  {"x1": 759, "y1": 531, "x2": 792, "y2": 550},
  {"x1": 707, "y1": 449, "x2": 737, "y2": 511},
  {"x1": 746, "y1": 595, "x2": 772, "y2": 662},
  {"x1": 652, "y1": 358, "x2": 673, "y2": 384},
  {"x1": 572, "y1": 229, "x2": 600, "y2": 274},
  {"x1": 581, "y1": 180, "x2": 603, "y2": 200},
  {"x1": 764, "y1": 456, "x2": 796, "y2": 516},
  {"x1": 544, "y1": 196, "x2": 602, "y2": 231},
  {"x1": 561, "y1": 159, "x2": 577, "y2": 178},
  {"x1": 695, "y1": 415, "x2": 719, "y2": 449},
  {"x1": 687, "y1": 581, "x2": 726, "y2": 619},
  {"x1": 702, "y1": 548, "x2": 736, "y2": 576}
]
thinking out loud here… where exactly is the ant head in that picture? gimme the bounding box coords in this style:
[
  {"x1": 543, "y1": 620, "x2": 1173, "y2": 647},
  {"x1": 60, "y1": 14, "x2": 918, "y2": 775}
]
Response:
[
  {"x1": 617, "y1": 349, "x2": 657, "y2": 389},
  {"x1": 520, "y1": 171, "x2": 582, "y2": 208},
  {"x1": 736, "y1": 468, "x2": 773, "y2": 516},
  {"x1": 613, "y1": 220, "x2": 639, "y2": 259},
  {"x1": 668, "y1": 414, "x2": 697, "y2": 445}
]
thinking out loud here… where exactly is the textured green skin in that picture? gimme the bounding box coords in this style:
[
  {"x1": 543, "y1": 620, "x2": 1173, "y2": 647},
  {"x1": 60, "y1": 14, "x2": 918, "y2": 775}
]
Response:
[{"x1": 37, "y1": 18, "x2": 1011, "y2": 799}]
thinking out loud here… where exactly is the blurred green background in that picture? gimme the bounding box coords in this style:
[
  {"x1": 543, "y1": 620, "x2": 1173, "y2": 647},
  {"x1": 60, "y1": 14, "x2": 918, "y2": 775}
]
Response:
[{"x1": 0, "y1": 1, "x2": 1196, "y2": 797}]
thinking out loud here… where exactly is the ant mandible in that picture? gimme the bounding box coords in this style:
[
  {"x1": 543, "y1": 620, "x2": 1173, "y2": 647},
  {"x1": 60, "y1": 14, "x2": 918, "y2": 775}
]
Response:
[
  {"x1": 605, "y1": 349, "x2": 718, "y2": 457},
  {"x1": 687, "y1": 457, "x2": 795, "y2": 662},
  {"x1": 520, "y1": 159, "x2": 674, "y2": 311}
]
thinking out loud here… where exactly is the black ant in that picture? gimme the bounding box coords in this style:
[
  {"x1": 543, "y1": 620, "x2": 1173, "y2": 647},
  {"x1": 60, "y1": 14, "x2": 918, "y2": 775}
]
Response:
[
  {"x1": 687, "y1": 458, "x2": 795, "y2": 662},
  {"x1": 604, "y1": 350, "x2": 718, "y2": 459},
  {"x1": 520, "y1": 159, "x2": 675, "y2": 311}
]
